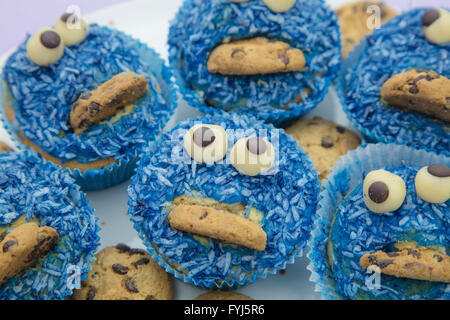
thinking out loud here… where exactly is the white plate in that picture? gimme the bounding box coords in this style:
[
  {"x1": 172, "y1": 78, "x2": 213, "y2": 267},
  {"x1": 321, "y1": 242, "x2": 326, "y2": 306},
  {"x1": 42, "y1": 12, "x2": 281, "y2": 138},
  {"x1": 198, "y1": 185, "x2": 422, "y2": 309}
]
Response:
[{"x1": 0, "y1": 0, "x2": 372, "y2": 300}]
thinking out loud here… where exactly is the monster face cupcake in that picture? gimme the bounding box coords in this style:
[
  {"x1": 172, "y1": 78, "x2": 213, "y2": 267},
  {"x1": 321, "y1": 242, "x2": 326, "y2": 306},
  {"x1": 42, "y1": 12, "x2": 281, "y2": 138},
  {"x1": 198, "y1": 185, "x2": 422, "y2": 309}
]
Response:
[
  {"x1": 308, "y1": 144, "x2": 449, "y2": 300},
  {"x1": 1, "y1": 13, "x2": 177, "y2": 190},
  {"x1": 337, "y1": 8, "x2": 450, "y2": 155},
  {"x1": 0, "y1": 149, "x2": 100, "y2": 300},
  {"x1": 128, "y1": 113, "x2": 320, "y2": 288},
  {"x1": 168, "y1": 0, "x2": 341, "y2": 124},
  {"x1": 335, "y1": 1, "x2": 397, "y2": 58}
]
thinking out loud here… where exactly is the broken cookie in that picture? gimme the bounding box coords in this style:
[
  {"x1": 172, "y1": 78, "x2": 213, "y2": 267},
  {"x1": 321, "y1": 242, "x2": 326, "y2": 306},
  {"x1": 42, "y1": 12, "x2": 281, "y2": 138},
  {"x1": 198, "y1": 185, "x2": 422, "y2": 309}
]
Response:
[
  {"x1": 70, "y1": 71, "x2": 149, "y2": 134},
  {"x1": 381, "y1": 69, "x2": 450, "y2": 122},
  {"x1": 167, "y1": 204, "x2": 267, "y2": 251},
  {"x1": 0, "y1": 222, "x2": 58, "y2": 285},
  {"x1": 207, "y1": 37, "x2": 305, "y2": 76},
  {"x1": 360, "y1": 246, "x2": 449, "y2": 283}
]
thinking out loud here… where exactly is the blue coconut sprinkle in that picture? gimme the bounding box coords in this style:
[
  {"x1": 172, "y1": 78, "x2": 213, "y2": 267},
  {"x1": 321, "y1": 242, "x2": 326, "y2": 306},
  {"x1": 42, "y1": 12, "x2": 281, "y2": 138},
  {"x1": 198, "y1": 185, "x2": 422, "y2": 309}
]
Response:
[
  {"x1": 168, "y1": 0, "x2": 341, "y2": 124},
  {"x1": 0, "y1": 150, "x2": 100, "y2": 300},
  {"x1": 338, "y1": 8, "x2": 450, "y2": 155},
  {"x1": 128, "y1": 113, "x2": 320, "y2": 288},
  {"x1": 2, "y1": 24, "x2": 176, "y2": 164}
]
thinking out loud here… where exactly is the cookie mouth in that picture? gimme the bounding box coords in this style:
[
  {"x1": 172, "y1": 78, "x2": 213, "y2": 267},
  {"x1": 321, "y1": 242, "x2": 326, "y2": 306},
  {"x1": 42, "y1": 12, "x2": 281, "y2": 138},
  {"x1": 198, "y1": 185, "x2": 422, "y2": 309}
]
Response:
[
  {"x1": 207, "y1": 37, "x2": 306, "y2": 76},
  {"x1": 69, "y1": 72, "x2": 149, "y2": 134},
  {"x1": 360, "y1": 243, "x2": 450, "y2": 283},
  {"x1": 166, "y1": 194, "x2": 267, "y2": 251}
]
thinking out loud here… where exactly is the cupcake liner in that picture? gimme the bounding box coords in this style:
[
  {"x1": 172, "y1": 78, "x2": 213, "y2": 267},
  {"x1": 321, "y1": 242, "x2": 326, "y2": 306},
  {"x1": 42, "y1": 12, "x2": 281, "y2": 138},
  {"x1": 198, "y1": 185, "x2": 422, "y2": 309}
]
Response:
[
  {"x1": 335, "y1": 8, "x2": 450, "y2": 155},
  {"x1": 307, "y1": 143, "x2": 450, "y2": 300},
  {"x1": 0, "y1": 149, "x2": 100, "y2": 300},
  {"x1": 169, "y1": 0, "x2": 342, "y2": 126},
  {"x1": 0, "y1": 26, "x2": 178, "y2": 191},
  {"x1": 128, "y1": 113, "x2": 320, "y2": 289}
]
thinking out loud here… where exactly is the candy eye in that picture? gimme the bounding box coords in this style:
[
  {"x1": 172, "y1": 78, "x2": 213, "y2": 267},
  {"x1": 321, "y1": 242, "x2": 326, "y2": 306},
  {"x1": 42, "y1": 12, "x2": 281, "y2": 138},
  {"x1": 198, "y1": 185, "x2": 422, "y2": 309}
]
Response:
[
  {"x1": 55, "y1": 13, "x2": 88, "y2": 47},
  {"x1": 262, "y1": 0, "x2": 296, "y2": 13},
  {"x1": 26, "y1": 28, "x2": 64, "y2": 66},
  {"x1": 183, "y1": 124, "x2": 227, "y2": 163},
  {"x1": 363, "y1": 170, "x2": 406, "y2": 214},
  {"x1": 422, "y1": 9, "x2": 450, "y2": 45},
  {"x1": 415, "y1": 164, "x2": 450, "y2": 204},
  {"x1": 230, "y1": 137, "x2": 275, "y2": 176}
]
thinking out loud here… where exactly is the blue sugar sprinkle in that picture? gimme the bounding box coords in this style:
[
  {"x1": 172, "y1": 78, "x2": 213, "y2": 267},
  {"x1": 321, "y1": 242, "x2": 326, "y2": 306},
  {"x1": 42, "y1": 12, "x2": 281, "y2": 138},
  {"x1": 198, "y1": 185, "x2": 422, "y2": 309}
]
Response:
[
  {"x1": 337, "y1": 9, "x2": 450, "y2": 155},
  {"x1": 128, "y1": 113, "x2": 320, "y2": 288},
  {"x1": 168, "y1": 0, "x2": 341, "y2": 124},
  {"x1": 0, "y1": 150, "x2": 100, "y2": 300},
  {"x1": 3, "y1": 24, "x2": 176, "y2": 164}
]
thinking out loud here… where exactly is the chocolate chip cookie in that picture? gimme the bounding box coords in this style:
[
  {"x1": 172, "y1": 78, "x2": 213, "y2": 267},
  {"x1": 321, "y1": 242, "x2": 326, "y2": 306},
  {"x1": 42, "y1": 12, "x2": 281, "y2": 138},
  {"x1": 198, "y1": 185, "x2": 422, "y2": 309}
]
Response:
[
  {"x1": 72, "y1": 244, "x2": 173, "y2": 300},
  {"x1": 336, "y1": 1, "x2": 397, "y2": 58},
  {"x1": 381, "y1": 69, "x2": 450, "y2": 122},
  {"x1": 360, "y1": 246, "x2": 450, "y2": 283},
  {"x1": 285, "y1": 117, "x2": 361, "y2": 180},
  {"x1": 70, "y1": 72, "x2": 149, "y2": 134},
  {"x1": 0, "y1": 222, "x2": 59, "y2": 285},
  {"x1": 207, "y1": 37, "x2": 305, "y2": 75}
]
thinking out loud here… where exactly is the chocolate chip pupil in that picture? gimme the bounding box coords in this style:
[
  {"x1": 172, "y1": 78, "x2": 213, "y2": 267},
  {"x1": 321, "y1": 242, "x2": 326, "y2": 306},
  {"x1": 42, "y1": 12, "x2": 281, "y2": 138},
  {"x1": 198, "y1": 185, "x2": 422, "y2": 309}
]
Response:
[
  {"x1": 60, "y1": 13, "x2": 78, "y2": 23},
  {"x1": 193, "y1": 127, "x2": 216, "y2": 147},
  {"x1": 422, "y1": 9, "x2": 440, "y2": 27},
  {"x1": 246, "y1": 137, "x2": 267, "y2": 155},
  {"x1": 427, "y1": 164, "x2": 450, "y2": 178},
  {"x1": 368, "y1": 181, "x2": 389, "y2": 204},
  {"x1": 40, "y1": 30, "x2": 61, "y2": 49}
]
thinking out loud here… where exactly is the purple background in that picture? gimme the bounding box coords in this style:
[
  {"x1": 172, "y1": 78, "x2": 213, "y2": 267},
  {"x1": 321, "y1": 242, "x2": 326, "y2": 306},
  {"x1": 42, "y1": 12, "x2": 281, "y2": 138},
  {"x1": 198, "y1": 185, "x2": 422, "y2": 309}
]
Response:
[{"x1": 0, "y1": 0, "x2": 448, "y2": 55}]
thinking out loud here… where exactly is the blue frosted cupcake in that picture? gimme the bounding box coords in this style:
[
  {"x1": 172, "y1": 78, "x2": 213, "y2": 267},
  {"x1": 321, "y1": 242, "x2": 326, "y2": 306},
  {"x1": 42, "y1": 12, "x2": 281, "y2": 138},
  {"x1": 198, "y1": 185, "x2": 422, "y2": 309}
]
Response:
[
  {"x1": 337, "y1": 8, "x2": 450, "y2": 156},
  {"x1": 1, "y1": 13, "x2": 177, "y2": 190},
  {"x1": 128, "y1": 113, "x2": 320, "y2": 288},
  {"x1": 0, "y1": 149, "x2": 100, "y2": 300},
  {"x1": 308, "y1": 143, "x2": 449, "y2": 300},
  {"x1": 168, "y1": 0, "x2": 341, "y2": 125}
]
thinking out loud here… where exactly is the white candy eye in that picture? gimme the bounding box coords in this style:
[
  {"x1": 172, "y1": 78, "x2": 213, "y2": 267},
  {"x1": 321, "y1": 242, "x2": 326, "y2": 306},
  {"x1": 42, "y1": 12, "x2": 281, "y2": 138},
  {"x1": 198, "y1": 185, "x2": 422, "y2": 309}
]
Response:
[
  {"x1": 422, "y1": 9, "x2": 450, "y2": 45},
  {"x1": 415, "y1": 164, "x2": 450, "y2": 204},
  {"x1": 363, "y1": 170, "x2": 406, "y2": 214},
  {"x1": 26, "y1": 28, "x2": 64, "y2": 66},
  {"x1": 55, "y1": 13, "x2": 88, "y2": 47},
  {"x1": 262, "y1": 0, "x2": 296, "y2": 13},
  {"x1": 230, "y1": 137, "x2": 275, "y2": 176},
  {"x1": 183, "y1": 124, "x2": 228, "y2": 163}
]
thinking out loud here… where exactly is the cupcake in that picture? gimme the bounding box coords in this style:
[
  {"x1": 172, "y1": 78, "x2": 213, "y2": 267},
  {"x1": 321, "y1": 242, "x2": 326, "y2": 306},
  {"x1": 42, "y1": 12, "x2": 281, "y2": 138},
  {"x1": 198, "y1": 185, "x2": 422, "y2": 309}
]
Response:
[
  {"x1": 337, "y1": 8, "x2": 450, "y2": 155},
  {"x1": 308, "y1": 143, "x2": 449, "y2": 300},
  {"x1": 0, "y1": 149, "x2": 100, "y2": 300},
  {"x1": 285, "y1": 116, "x2": 361, "y2": 180},
  {"x1": 1, "y1": 12, "x2": 177, "y2": 190},
  {"x1": 128, "y1": 113, "x2": 320, "y2": 288},
  {"x1": 73, "y1": 244, "x2": 173, "y2": 300},
  {"x1": 335, "y1": 1, "x2": 397, "y2": 58},
  {"x1": 168, "y1": 0, "x2": 341, "y2": 124}
]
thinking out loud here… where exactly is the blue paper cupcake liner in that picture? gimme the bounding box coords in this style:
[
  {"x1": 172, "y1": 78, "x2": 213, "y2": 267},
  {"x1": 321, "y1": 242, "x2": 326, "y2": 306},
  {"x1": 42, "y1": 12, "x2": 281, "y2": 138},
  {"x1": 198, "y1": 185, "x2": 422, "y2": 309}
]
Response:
[
  {"x1": 0, "y1": 26, "x2": 179, "y2": 191},
  {"x1": 128, "y1": 113, "x2": 321, "y2": 289},
  {"x1": 335, "y1": 8, "x2": 450, "y2": 155},
  {"x1": 307, "y1": 143, "x2": 450, "y2": 300},
  {"x1": 0, "y1": 149, "x2": 100, "y2": 300},
  {"x1": 169, "y1": 0, "x2": 342, "y2": 126}
]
